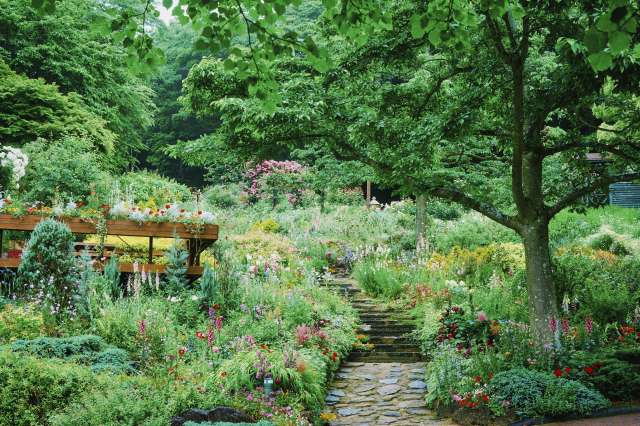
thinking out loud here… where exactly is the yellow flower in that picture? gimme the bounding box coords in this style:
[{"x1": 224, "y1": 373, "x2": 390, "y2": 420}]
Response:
[{"x1": 319, "y1": 413, "x2": 337, "y2": 421}]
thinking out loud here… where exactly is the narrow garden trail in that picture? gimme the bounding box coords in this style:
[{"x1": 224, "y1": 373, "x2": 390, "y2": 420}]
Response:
[{"x1": 322, "y1": 275, "x2": 457, "y2": 426}]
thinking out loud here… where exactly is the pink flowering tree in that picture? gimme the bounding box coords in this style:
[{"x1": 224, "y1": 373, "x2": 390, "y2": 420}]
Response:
[{"x1": 243, "y1": 160, "x2": 306, "y2": 208}]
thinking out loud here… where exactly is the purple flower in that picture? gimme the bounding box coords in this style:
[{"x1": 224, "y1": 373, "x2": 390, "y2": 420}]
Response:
[
  {"x1": 549, "y1": 317, "x2": 558, "y2": 334},
  {"x1": 138, "y1": 319, "x2": 147, "y2": 335},
  {"x1": 585, "y1": 316, "x2": 593, "y2": 334}
]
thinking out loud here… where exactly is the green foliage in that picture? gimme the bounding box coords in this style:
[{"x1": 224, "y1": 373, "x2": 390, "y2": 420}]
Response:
[
  {"x1": 0, "y1": 0, "x2": 155, "y2": 167},
  {"x1": 21, "y1": 137, "x2": 111, "y2": 204},
  {"x1": 0, "y1": 349, "x2": 96, "y2": 426},
  {"x1": 116, "y1": 170, "x2": 191, "y2": 205},
  {"x1": 10, "y1": 335, "x2": 134, "y2": 375},
  {"x1": 184, "y1": 422, "x2": 272, "y2": 426},
  {"x1": 165, "y1": 239, "x2": 189, "y2": 295},
  {"x1": 204, "y1": 183, "x2": 241, "y2": 208},
  {"x1": 49, "y1": 375, "x2": 211, "y2": 426},
  {"x1": 17, "y1": 219, "x2": 77, "y2": 314},
  {"x1": 352, "y1": 259, "x2": 404, "y2": 299},
  {"x1": 104, "y1": 256, "x2": 122, "y2": 300},
  {"x1": 0, "y1": 303, "x2": 43, "y2": 343},
  {"x1": 0, "y1": 60, "x2": 115, "y2": 151},
  {"x1": 489, "y1": 368, "x2": 610, "y2": 419}
]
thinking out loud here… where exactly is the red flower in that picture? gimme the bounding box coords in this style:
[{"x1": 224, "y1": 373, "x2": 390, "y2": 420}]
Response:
[
  {"x1": 331, "y1": 352, "x2": 338, "y2": 362},
  {"x1": 178, "y1": 346, "x2": 187, "y2": 357},
  {"x1": 554, "y1": 369, "x2": 563, "y2": 377},
  {"x1": 584, "y1": 366, "x2": 594, "y2": 375},
  {"x1": 488, "y1": 373, "x2": 494, "y2": 379},
  {"x1": 165, "y1": 204, "x2": 171, "y2": 209},
  {"x1": 482, "y1": 394, "x2": 489, "y2": 403},
  {"x1": 195, "y1": 331, "x2": 206, "y2": 340},
  {"x1": 564, "y1": 367, "x2": 571, "y2": 374},
  {"x1": 474, "y1": 376, "x2": 482, "y2": 383}
]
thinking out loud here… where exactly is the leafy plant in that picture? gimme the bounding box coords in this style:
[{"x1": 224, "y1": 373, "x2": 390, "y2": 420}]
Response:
[
  {"x1": 0, "y1": 303, "x2": 43, "y2": 343},
  {"x1": 165, "y1": 239, "x2": 189, "y2": 295},
  {"x1": 17, "y1": 219, "x2": 77, "y2": 315}
]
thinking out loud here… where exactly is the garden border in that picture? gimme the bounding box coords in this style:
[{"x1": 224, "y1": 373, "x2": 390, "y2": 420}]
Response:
[{"x1": 510, "y1": 406, "x2": 640, "y2": 426}]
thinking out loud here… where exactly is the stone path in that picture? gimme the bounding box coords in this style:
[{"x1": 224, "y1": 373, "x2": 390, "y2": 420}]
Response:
[
  {"x1": 323, "y1": 362, "x2": 456, "y2": 425},
  {"x1": 321, "y1": 275, "x2": 455, "y2": 425}
]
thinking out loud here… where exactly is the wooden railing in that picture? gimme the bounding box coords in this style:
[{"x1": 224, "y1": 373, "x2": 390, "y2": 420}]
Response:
[{"x1": 0, "y1": 214, "x2": 218, "y2": 276}]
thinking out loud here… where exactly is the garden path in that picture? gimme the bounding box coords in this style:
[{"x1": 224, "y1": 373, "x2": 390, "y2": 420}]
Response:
[{"x1": 321, "y1": 276, "x2": 455, "y2": 425}]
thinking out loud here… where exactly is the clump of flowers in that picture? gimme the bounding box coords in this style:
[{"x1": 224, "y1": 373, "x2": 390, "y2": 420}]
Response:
[
  {"x1": 242, "y1": 160, "x2": 305, "y2": 206},
  {"x1": 0, "y1": 146, "x2": 28, "y2": 190}
]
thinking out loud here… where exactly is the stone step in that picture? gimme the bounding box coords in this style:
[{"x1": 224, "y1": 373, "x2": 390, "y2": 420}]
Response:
[
  {"x1": 358, "y1": 312, "x2": 412, "y2": 319},
  {"x1": 368, "y1": 336, "x2": 415, "y2": 344},
  {"x1": 359, "y1": 318, "x2": 416, "y2": 326},
  {"x1": 347, "y1": 351, "x2": 424, "y2": 363},
  {"x1": 358, "y1": 325, "x2": 415, "y2": 334},
  {"x1": 357, "y1": 344, "x2": 421, "y2": 353}
]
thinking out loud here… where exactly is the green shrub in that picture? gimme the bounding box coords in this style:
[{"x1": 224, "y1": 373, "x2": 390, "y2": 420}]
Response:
[
  {"x1": 0, "y1": 350, "x2": 96, "y2": 426},
  {"x1": 489, "y1": 368, "x2": 609, "y2": 419},
  {"x1": 204, "y1": 183, "x2": 241, "y2": 208},
  {"x1": 352, "y1": 259, "x2": 404, "y2": 299},
  {"x1": 184, "y1": 422, "x2": 273, "y2": 426},
  {"x1": 0, "y1": 303, "x2": 43, "y2": 343},
  {"x1": 21, "y1": 137, "x2": 110, "y2": 204},
  {"x1": 10, "y1": 335, "x2": 134, "y2": 375},
  {"x1": 117, "y1": 170, "x2": 191, "y2": 206},
  {"x1": 590, "y1": 234, "x2": 615, "y2": 251},
  {"x1": 49, "y1": 375, "x2": 212, "y2": 426},
  {"x1": 165, "y1": 239, "x2": 189, "y2": 295},
  {"x1": 17, "y1": 219, "x2": 77, "y2": 315},
  {"x1": 251, "y1": 218, "x2": 282, "y2": 234}
]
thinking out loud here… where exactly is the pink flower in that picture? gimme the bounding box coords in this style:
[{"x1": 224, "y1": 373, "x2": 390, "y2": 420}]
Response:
[
  {"x1": 476, "y1": 311, "x2": 488, "y2": 322},
  {"x1": 208, "y1": 328, "x2": 215, "y2": 347},
  {"x1": 138, "y1": 319, "x2": 147, "y2": 336},
  {"x1": 585, "y1": 317, "x2": 593, "y2": 334},
  {"x1": 296, "y1": 325, "x2": 312, "y2": 345},
  {"x1": 215, "y1": 316, "x2": 223, "y2": 332},
  {"x1": 561, "y1": 318, "x2": 570, "y2": 334},
  {"x1": 549, "y1": 317, "x2": 558, "y2": 333}
]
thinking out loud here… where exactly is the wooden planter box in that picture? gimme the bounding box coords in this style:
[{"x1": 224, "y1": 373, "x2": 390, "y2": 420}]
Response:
[
  {"x1": 0, "y1": 214, "x2": 218, "y2": 240},
  {"x1": 0, "y1": 214, "x2": 219, "y2": 276}
]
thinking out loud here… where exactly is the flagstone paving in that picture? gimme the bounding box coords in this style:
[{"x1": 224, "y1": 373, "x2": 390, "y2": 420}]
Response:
[
  {"x1": 321, "y1": 275, "x2": 455, "y2": 425},
  {"x1": 323, "y1": 362, "x2": 456, "y2": 425}
]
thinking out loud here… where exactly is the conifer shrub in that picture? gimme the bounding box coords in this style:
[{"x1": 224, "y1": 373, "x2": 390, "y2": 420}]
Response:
[{"x1": 17, "y1": 219, "x2": 77, "y2": 315}]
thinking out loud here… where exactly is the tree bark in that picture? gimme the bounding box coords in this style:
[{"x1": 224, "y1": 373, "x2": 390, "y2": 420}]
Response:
[
  {"x1": 415, "y1": 193, "x2": 429, "y2": 254},
  {"x1": 521, "y1": 220, "x2": 558, "y2": 345}
]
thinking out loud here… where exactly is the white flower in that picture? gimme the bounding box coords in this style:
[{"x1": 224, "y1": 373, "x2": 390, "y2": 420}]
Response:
[
  {"x1": 199, "y1": 211, "x2": 216, "y2": 224},
  {"x1": 109, "y1": 201, "x2": 129, "y2": 218},
  {"x1": 191, "y1": 295, "x2": 199, "y2": 301}
]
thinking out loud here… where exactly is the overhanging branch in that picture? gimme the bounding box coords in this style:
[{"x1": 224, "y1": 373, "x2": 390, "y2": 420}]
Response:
[{"x1": 547, "y1": 172, "x2": 640, "y2": 218}]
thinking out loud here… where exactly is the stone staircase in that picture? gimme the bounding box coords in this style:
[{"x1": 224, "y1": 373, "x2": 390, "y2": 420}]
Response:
[
  {"x1": 324, "y1": 275, "x2": 423, "y2": 363},
  {"x1": 320, "y1": 274, "x2": 454, "y2": 426}
]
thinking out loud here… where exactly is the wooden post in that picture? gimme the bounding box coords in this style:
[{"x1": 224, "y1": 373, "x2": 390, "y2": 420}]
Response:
[
  {"x1": 366, "y1": 180, "x2": 372, "y2": 206},
  {"x1": 0, "y1": 229, "x2": 3, "y2": 258},
  {"x1": 148, "y1": 237, "x2": 154, "y2": 265}
]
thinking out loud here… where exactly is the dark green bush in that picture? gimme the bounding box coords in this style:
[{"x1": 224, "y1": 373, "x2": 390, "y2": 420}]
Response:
[
  {"x1": 489, "y1": 368, "x2": 609, "y2": 419},
  {"x1": 0, "y1": 350, "x2": 95, "y2": 426},
  {"x1": 568, "y1": 350, "x2": 640, "y2": 402},
  {"x1": 590, "y1": 234, "x2": 615, "y2": 251},
  {"x1": 10, "y1": 335, "x2": 134, "y2": 374}
]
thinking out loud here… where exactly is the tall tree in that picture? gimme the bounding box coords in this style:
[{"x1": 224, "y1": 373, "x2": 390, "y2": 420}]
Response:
[
  {"x1": 0, "y1": 0, "x2": 154, "y2": 168},
  {"x1": 176, "y1": 0, "x2": 640, "y2": 344}
]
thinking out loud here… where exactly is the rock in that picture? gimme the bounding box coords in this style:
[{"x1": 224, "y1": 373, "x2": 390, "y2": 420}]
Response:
[
  {"x1": 378, "y1": 384, "x2": 402, "y2": 396},
  {"x1": 382, "y1": 411, "x2": 401, "y2": 417},
  {"x1": 326, "y1": 395, "x2": 342, "y2": 403},
  {"x1": 337, "y1": 372, "x2": 352, "y2": 379},
  {"x1": 379, "y1": 377, "x2": 399, "y2": 384},
  {"x1": 329, "y1": 389, "x2": 346, "y2": 397},
  {"x1": 410, "y1": 368, "x2": 425, "y2": 374},
  {"x1": 357, "y1": 373, "x2": 376, "y2": 381},
  {"x1": 407, "y1": 407, "x2": 431, "y2": 415},
  {"x1": 378, "y1": 416, "x2": 399, "y2": 424},
  {"x1": 355, "y1": 383, "x2": 377, "y2": 393},
  {"x1": 170, "y1": 407, "x2": 252, "y2": 426},
  {"x1": 344, "y1": 362, "x2": 365, "y2": 367},
  {"x1": 408, "y1": 380, "x2": 427, "y2": 389},
  {"x1": 390, "y1": 366, "x2": 403, "y2": 372},
  {"x1": 338, "y1": 407, "x2": 361, "y2": 416},
  {"x1": 399, "y1": 400, "x2": 425, "y2": 409}
]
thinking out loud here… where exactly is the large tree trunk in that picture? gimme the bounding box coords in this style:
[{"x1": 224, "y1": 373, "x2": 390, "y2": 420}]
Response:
[
  {"x1": 415, "y1": 194, "x2": 429, "y2": 254},
  {"x1": 521, "y1": 220, "x2": 558, "y2": 345}
]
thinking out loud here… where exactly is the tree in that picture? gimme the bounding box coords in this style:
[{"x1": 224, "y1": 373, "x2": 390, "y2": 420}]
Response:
[
  {"x1": 177, "y1": 1, "x2": 640, "y2": 345},
  {"x1": 0, "y1": 60, "x2": 115, "y2": 151},
  {"x1": 0, "y1": 0, "x2": 154, "y2": 168}
]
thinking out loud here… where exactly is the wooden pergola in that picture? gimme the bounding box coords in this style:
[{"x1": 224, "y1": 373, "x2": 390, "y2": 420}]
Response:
[{"x1": 0, "y1": 214, "x2": 219, "y2": 276}]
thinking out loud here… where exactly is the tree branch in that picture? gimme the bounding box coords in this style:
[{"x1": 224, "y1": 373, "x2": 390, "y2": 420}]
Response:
[
  {"x1": 547, "y1": 172, "x2": 640, "y2": 218},
  {"x1": 427, "y1": 186, "x2": 521, "y2": 232}
]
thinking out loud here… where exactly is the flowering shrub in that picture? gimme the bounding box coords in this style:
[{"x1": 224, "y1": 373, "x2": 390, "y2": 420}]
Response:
[
  {"x1": 435, "y1": 306, "x2": 500, "y2": 355},
  {"x1": 0, "y1": 146, "x2": 27, "y2": 191},
  {"x1": 243, "y1": 160, "x2": 305, "y2": 206}
]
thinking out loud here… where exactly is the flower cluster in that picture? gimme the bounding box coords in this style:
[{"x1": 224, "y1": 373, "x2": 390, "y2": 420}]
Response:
[
  {"x1": 109, "y1": 202, "x2": 216, "y2": 225},
  {"x1": 0, "y1": 146, "x2": 28, "y2": 189},
  {"x1": 243, "y1": 160, "x2": 304, "y2": 205}
]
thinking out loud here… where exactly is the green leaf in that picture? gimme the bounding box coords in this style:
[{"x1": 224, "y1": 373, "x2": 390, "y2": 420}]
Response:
[
  {"x1": 584, "y1": 28, "x2": 607, "y2": 53},
  {"x1": 609, "y1": 31, "x2": 631, "y2": 54},
  {"x1": 410, "y1": 14, "x2": 426, "y2": 39},
  {"x1": 162, "y1": 0, "x2": 173, "y2": 9},
  {"x1": 428, "y1": 28, "x2": 442, "y2": 46},
  {"x1": 588, "y1": 52, "x2": 613, "y2": 71},
  {"x1": 596, "y1": 15, "x2": 618, "y2": 33},
  {"x1": 31, "y1": 0, "x2": 44, "y2": 9}
]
